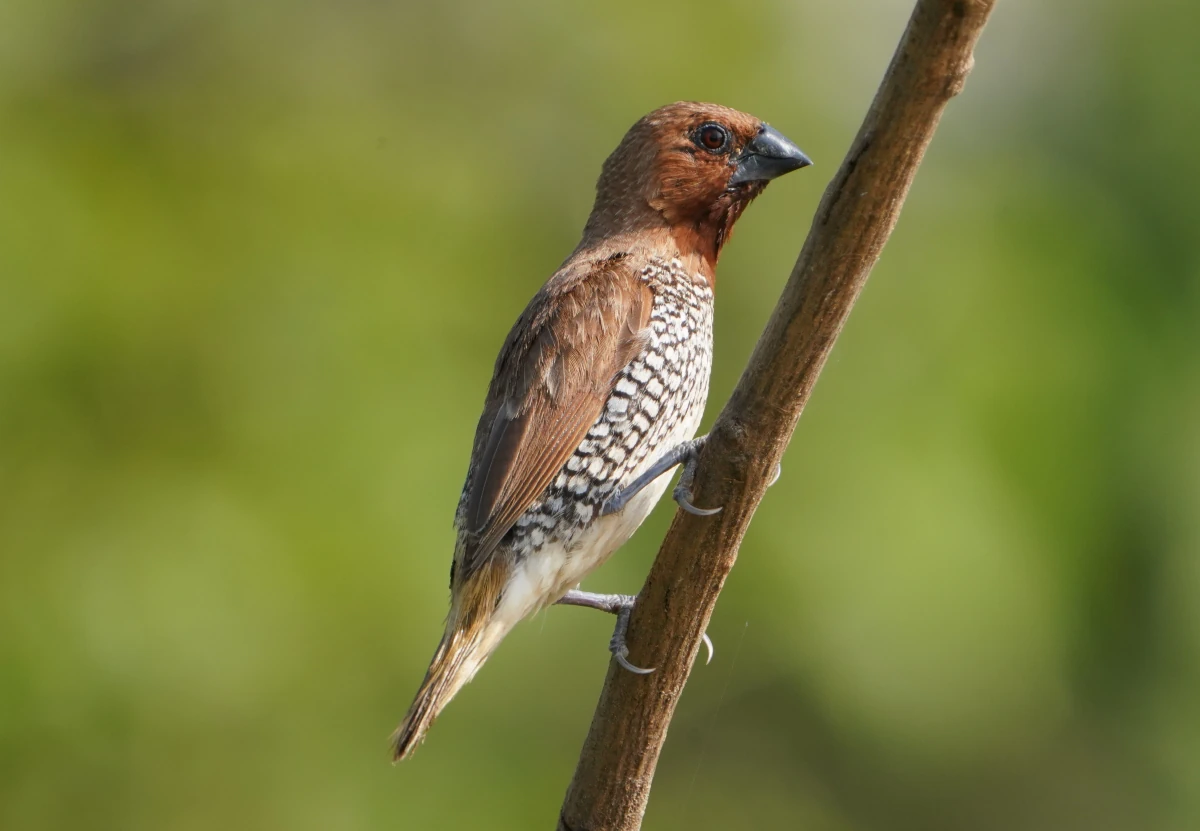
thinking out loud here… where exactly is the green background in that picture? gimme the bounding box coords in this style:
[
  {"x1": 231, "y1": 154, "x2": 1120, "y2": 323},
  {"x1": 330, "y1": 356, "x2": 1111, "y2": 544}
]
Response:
[{"x1": 2, "y1": 1, "x2": 1198, "y2": 829}]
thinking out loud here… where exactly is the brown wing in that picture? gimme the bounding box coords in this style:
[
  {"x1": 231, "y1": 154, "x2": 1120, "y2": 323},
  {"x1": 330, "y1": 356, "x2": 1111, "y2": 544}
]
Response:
[{"x1": 456, "y1": 257, "x2": 652, "y2": 581}]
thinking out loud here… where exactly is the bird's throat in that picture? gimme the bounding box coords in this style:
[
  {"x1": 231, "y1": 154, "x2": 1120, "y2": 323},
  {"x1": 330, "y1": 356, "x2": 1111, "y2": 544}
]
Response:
[{"x1": 670, "y1": 187, "x2": 760, "y2": 281}]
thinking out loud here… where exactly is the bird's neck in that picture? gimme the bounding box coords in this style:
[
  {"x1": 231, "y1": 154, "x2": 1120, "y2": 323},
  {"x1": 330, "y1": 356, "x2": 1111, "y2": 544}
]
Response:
[
  {"x1": 574, "y1": 225, "x2": 717, "y2": 289},
  {"x1": 580, "y1": 182, "x2": 765, "y2": 287},
  {"x1": 667, "y1": 223, "x2": 724, "y2": 280}
]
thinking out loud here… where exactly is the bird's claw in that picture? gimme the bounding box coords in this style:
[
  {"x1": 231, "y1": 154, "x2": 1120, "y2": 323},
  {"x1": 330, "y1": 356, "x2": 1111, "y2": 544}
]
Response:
[
  {"x1": 768, "y1": 462, "x2": 782, "y2": 488},
  {"x1": 700, "y1": 631, "x2": 715, "y2": 665},
  {"x1": 672, "y1": 437, "x2": 722, "y2": 516},
  {"x1": 612, "y1": 645, "x2": 656, "y2": 675},
  {"x1": 674, "y1": 482, "x2": 722, "y2": 516},
  {"x1": 610, "y1": 603, "x2": 655, "y2": 674}
]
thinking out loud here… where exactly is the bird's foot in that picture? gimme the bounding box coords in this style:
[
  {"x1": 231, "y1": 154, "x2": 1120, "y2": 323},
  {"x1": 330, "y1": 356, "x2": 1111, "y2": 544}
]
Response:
[
  {"x1": 672, "y1": 436, "x2": 722, "y2": 516},
  {"x1": 608, "y1": 599, "x2": 655, "y2": 674},
  {"x1": 555, "y1": 589, "x2": 714, "y2": 673},
  {"x1": 600, "y1": 435, "x2": 722, "y2": 517}
]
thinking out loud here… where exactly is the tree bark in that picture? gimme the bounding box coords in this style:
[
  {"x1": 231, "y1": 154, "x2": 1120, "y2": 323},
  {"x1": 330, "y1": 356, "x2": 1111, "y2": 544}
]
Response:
[{"x1": 557, "y1": 1, "x2": 998, "y2": 829}]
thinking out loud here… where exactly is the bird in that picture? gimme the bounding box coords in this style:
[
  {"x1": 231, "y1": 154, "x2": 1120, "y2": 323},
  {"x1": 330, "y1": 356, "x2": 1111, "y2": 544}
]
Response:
[{"x1": 392, "y1": 102, "x2": 810, "y2": 760}]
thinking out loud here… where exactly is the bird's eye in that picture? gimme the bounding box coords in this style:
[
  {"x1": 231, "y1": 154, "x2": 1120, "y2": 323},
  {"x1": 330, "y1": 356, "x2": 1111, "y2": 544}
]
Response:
[{"x1": 694, "y1": 123, "x2": 729, "y2": 153}]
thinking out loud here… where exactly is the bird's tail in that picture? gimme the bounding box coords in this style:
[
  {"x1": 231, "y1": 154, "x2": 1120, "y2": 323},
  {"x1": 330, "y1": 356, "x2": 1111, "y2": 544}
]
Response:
[{"x1": 391, "y1": 572, "x2": 512, "y2": 761}]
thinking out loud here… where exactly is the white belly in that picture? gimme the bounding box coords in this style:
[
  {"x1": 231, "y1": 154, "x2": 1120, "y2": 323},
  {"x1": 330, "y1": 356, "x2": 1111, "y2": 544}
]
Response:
[{"x1": 494, "y1": 404, "x2": 704, "y2": 628}]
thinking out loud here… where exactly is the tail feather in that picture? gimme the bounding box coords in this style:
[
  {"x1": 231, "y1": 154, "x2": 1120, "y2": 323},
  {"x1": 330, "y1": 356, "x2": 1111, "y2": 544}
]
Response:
[
  {"x1": 393, "y1": 557, "x2": 520, "y2": 760},
  {"x1": 391, "y1": 619, "x2": 504, "y2": 761},
  {"x1": 392, "y1": 629, "x2": 473, "y2": 760}
]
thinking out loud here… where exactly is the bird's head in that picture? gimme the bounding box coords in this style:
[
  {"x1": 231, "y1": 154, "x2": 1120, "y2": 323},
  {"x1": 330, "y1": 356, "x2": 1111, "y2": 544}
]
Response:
[{"x1": 584, "y1": 102, "x2": 811, "y2": 269}]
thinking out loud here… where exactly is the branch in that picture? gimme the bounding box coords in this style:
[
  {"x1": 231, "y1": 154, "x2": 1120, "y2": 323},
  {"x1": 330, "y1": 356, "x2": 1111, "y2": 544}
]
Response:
[{"x1": 557, "y1": 1, "x2": 998, "y2": 829}]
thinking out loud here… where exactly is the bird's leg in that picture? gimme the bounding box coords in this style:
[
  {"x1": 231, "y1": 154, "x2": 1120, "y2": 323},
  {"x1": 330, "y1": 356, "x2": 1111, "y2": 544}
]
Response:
[
  {"x1": 600, "y1": 436, "x2": 722, "y2": 518},
  {"x1": 555, "y1": 589, "x2": 714, "y2": 673},
  {"x1": 556, "y1": 589, "x2": 634, "y2": 616},
  {"x1": 556, "y1": 590, "x2": 653, "y2": 674}
]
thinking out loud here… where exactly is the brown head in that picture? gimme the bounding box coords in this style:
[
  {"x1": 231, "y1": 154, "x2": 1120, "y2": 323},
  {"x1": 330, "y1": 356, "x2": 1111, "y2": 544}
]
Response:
[{"x1": 581, "y1": 102, "x2": 811, "y2": 270}]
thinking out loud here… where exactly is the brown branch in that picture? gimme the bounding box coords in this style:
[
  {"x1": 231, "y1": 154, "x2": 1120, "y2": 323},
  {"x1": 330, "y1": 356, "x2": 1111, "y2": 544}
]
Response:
[{"x1": 556, "y1": 1, "x2": 998, "y2": 829}]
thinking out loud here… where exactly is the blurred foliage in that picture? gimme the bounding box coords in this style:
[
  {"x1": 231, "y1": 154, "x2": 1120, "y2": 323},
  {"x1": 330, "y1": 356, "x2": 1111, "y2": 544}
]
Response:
[{"x1": 1, "y1": 0, "x2": 1198, "y2": 829}]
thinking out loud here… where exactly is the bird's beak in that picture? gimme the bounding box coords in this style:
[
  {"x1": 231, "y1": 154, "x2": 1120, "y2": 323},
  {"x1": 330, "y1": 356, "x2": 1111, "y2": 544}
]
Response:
[{"x1": 728, "y1": 124, "x2": 812, "y2": 186}]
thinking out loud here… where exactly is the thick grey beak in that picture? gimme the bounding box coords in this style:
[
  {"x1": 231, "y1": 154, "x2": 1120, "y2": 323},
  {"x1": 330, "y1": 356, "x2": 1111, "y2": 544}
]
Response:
[{"x1": 728, "y1": 124, "x2": 812, "y2": 186}]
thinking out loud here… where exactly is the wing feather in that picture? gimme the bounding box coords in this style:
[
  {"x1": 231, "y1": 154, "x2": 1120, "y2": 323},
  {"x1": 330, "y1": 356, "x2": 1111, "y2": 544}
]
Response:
[{"x1": 456, "y1": 259, "x2": 651, "y2": 581}]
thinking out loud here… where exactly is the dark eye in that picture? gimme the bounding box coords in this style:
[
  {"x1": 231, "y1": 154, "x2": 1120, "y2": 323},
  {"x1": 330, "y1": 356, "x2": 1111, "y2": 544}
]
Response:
[{"x1": 694, "y1": 123, "x2": 729, "y2": 153}]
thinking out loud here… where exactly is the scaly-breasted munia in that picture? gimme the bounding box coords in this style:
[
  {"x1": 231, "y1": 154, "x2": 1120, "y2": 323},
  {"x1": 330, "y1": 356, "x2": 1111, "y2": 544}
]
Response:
[{"x1": 393, "y1": 102, "x2": 810, "y2": 760}]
